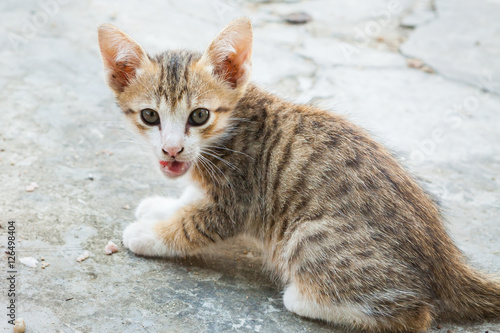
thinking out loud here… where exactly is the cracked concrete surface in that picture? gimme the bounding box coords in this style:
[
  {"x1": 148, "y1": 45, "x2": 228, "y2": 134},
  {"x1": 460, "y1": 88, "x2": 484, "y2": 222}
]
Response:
[{"x1": 0, "y1": 0, "x2": 499, "y2": 332}]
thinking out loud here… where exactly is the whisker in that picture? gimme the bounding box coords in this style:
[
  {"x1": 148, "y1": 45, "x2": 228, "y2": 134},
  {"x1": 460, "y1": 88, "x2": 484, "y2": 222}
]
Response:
[
  {"x1": 200, "y1": 149, "x2": 240, "y2": 171},
  {"x1": 199, "y1": 154, "x2": 234, "y2": 190},
  {"x1": 199, "y1": 155, "x2": 223, "y2": 188},
  {"x1": 194, "y1": 158, "x2": 211, "y2": 187},
  {"x1": 203, "y1": 145, "x2": 254, "y2": 160}
]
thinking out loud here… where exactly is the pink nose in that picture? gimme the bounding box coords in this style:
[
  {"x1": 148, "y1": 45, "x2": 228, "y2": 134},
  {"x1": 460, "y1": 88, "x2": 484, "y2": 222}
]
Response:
[{"x1": 162, "y1": 146, "x2": 184, "y2": 158}]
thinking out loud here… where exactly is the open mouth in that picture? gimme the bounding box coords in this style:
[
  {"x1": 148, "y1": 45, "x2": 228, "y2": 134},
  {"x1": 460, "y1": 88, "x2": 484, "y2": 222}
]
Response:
[{"x1": 159, "y1": 160, "x2": 192, "y2": 177}]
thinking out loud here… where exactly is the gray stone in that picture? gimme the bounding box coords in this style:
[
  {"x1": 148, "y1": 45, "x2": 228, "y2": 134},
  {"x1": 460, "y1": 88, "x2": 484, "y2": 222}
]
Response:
[
  {"x1": 401, "y1": 0, "x2": 500, "y2": 94},
  {"x1": 284, "y1": 11, "x2": 313, "y2": 25},
  {"x1": 400, "y1": 0, "x2": 436, "y2": 28}
]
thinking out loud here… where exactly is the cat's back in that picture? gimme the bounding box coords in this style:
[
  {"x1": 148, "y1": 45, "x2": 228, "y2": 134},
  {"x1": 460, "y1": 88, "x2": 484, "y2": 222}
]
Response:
[
  {"x1": 234, "y1": 85, "x2": 441, "y2": 225},
  {"x1": 238, "y1": 86, "x2": 445, "y2": 257},
  {"x1": 285, "y1": 102, "x2": 444, "y2": 235}
]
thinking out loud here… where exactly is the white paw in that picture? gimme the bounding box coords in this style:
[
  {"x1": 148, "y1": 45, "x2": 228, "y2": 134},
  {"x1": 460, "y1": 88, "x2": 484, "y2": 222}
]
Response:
[
  {"x1": 122, "y1": 219, "x2": 178, "y2": 257},
  {"x1": 283, "y1": 283, "x2": 305, "y2": 314},
  {"x1": 283, "y1": 283, "x2": 376, "y2": 326},
  {"x1": 135, "y1": 196, "x2": 181, "y2": 222}
]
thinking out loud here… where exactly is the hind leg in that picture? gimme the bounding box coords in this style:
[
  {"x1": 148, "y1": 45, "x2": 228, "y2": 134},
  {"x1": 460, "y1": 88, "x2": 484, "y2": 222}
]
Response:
[
  {"x1": 278, "y1": 219, "x2": 434, "y2": 332},
  {"x1": 283, "y1": 283, "x2": 432, "y2": 332},
  {"x1": 283, "y1": 283, "x2": 377, "y2": 329}
]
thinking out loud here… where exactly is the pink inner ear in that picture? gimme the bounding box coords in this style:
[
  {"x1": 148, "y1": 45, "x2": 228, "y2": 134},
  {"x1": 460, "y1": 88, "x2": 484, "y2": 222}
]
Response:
[
  {"x1": 205, "y1": 18, "x2": 253, "y2": 89},
  {"x1": 102, "y1": 45, "x2": 141, "y2": 92},
  {"x1": 105, "y1": 52, "x2": 137, "y2": 89},
  {"x1": 216, "y1": 55, "x2": 239, "y2": 88},
  {"x1": 212, "y1": 46, "x2": 251, "y2": 88},
  {"x1": 223, "y1": 47, "x2": 250, "y2": 88},
  {"x1": 98, "y1": 25, "x2": 145, "y2": 92}
]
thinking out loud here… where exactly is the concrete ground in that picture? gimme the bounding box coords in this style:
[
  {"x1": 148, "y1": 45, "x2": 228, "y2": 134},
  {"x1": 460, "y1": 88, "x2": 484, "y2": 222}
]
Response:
[{"x1": 1, "y1": 0, "x2": 499, "y2": 332}]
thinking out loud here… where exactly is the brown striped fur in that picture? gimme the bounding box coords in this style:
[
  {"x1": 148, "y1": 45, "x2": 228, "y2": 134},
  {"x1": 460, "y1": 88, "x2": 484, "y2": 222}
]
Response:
[{"x1": 98, "y1": 18, "x2": 500, "y2": 332}]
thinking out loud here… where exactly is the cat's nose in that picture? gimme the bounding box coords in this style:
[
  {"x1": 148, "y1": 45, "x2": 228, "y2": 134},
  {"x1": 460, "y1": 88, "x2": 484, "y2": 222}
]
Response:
[{"x1": 162, "y1": 146, "x2": 184, "y2": 158}]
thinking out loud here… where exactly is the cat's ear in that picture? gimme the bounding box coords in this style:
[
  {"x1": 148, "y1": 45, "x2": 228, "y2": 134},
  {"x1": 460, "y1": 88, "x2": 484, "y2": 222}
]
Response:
[
  {"x1": 201, "y1": 18, "x2": 253, "y2": 89},
  {"x1": 97, "y1": 24, "x2": 149, "y2": 93}
]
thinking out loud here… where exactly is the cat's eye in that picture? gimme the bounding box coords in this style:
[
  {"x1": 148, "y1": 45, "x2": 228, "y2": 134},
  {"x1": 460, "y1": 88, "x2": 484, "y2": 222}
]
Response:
[
  {"x1": 141, "y1": 109, "x2": 160, "y2": 126},
  {"x1": 188, "y1": 108, "x2": 210, "y2": 126}
]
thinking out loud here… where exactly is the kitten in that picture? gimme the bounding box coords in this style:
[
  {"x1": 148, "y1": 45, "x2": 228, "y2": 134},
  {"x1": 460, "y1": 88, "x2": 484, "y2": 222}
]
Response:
[{"x1": 98, "y1": 18, "x2": 500, "y2": 332}]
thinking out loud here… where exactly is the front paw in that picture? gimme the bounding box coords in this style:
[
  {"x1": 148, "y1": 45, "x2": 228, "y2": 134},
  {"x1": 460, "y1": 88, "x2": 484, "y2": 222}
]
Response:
[
  {"x1": 135, "y1": 196, "x2": 180, "y2": 222},
  {"x1": 122, "y1": 220, "x2": 179, "y2": 257}
]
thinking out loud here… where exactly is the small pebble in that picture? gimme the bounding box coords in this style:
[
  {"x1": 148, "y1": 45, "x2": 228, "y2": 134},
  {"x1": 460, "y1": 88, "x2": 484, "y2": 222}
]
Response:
[
  {"x1": 101, "y1": 149, "x2": 113, "y2": 156},
  {"x1": 87, "y1": 174, "x2": 94, "y2": 181},
  {"x1": 122, "y1": 204, "x2": 130, "y2": 210},
  {"x1": 437, "y1": 324, "x2": 442, "y2": 329},
  {"x1": 421, "y1": 65, "x2": 435, "y2": 74},
  {"x1": 406, "y1": 58, "x2": 434, "y2": 73},
  {"x1": 26, "y1": 182, "x2": 38, "y2": 192},
  {"x1": 41, "y1": 262, "x2": 50, "y2": 269},
  {"x1": 104, "y1": 241, "x2": 118, "y2": 255},
  {"x1": 20, "y1": 257, "x2": 38, "y2": 268},
  {"x1": 407, "y1": 58, "x2": 424, "y2": 69},
  {"x1": 76, "y1": 250, "x2": 90, "y2": 263},
  {"x1": 13, "y1": 318, "x2": 26, "y2": 333},
  {"x1": 40, "y1": 257, "x2": 45, "y2": 261},
  {"x1": 284, "y1": 11, "x2": 312, "y2": 25}
]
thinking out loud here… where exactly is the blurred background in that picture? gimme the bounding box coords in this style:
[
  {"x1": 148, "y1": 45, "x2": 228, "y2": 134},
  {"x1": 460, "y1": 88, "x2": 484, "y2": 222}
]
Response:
[{"x1": 0, "y1": 0, "x2": 499, "y2": 332}]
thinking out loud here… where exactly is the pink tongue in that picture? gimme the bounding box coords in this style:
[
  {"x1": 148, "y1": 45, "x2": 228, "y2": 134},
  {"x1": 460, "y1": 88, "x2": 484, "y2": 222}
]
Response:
[
  {"x1": 166, "y1": 161, "x2": 183, "y2": 172},
  {"x1": 159, "y1": 160, "x2": 191, "y2": 177}
]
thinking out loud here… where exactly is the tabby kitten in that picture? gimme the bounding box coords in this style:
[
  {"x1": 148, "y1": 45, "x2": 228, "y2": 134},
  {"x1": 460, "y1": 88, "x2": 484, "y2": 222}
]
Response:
[{"x1": 98, "y1": 18, "x2": 500, "y2": 332}]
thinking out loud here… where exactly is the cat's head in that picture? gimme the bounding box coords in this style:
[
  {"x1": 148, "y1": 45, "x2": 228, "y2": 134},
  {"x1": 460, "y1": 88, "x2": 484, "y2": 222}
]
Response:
[{"x1": 97, "y1": 18, "x2": 252, "y2": 178}]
